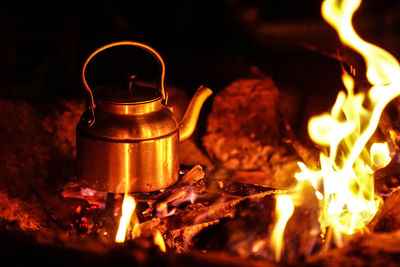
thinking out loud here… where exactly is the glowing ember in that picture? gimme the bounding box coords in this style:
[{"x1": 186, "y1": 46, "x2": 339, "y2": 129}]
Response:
[
  {"x1": 115, "y1": 195, "x2": 138, "y2": 243},
  {"x1": 273, "y1": 0, "x2": 400, "y2": 260}
]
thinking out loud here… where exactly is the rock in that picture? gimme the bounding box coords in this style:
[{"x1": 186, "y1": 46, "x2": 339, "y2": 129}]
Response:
[
  {"x1": 42, "y1": 100, "x2": 84, "y2": 158},
  {"x1": 0, "y1": 99, "x2": 58, "y2": 197},
  {"x1": 202, "y1": 75, "x2": 300, "y2": 187}
]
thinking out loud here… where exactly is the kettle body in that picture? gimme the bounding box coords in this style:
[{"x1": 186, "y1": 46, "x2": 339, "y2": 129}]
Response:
[
  {"x1": 76, "y1": 94, "x2": 180, "y2": 192},
  {"x1": 76, "y1": 41, "x2": 212, "y2": 193}
]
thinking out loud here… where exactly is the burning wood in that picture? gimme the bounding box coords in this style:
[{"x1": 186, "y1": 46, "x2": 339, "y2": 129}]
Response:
[
  {"x1": 139, "y1": 190, "x2": 277, "y2": 235},
  {"x1": 268, "y1": 0, "x2": 400, "y2": 262},
  {"x1": 145, "y1": 165, "x2": 206, "y2": 217},
  {"x1": 204, "y1": 176, "x2": 276, "y2": 197},
  {"x1": 59, "y1": 164, "x2": 280, "y2": 253}
]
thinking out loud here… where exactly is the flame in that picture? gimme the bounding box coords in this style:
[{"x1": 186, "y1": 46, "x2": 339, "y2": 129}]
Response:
[
  {"x1": 115, "y1": 195, "x2": 137, "y2": 243},
  {"x1": 270, "y1": 195, "x2": 294, "y2": 262},
  {"x1": 153, "y1": 230, "x2": 167, "y2": 252},
  {"x1": 272, "y1": 0, "x2": 400, "y2": 260},
  {"x1": 370, "y1": 142, "x2": 391, "y2": 170},
  {"x1": 115, "y1": 145, "x2": 139, "y2": 243}
]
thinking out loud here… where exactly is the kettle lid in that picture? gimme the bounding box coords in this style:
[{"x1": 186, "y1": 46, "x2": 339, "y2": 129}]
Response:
[{"x1": 95, "y1": 83, "x2": 162, "y2": 104}]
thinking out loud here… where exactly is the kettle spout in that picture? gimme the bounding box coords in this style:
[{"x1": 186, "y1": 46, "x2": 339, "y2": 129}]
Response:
[{"x1": 179, "y1": 85, "x2": 213, "y2": 142}]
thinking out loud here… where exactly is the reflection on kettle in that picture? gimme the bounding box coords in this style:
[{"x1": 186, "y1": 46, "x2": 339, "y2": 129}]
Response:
[{"x1": 76, "y1": 41, "x2": 212, "y2": 193}]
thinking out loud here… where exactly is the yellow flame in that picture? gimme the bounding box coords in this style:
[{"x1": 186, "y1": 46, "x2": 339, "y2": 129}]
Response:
[
  {"x1": 115, "y1": 145, "x2": 140, "y2": 243},
  {"x1": 370, "y1": 143, "x2": 391, "y2": 170},
  {"x1": 270, "y1": 195, "x2": 294, "y2": 262},
  {"x1": 272, "y1": 0, "x2": 400, "y2": 260},
  {"x1": 153, "y1": 230, "x2": 167, "y2": 252},
  {"x1": 314, "y1": 0, "x2": 399, "y2": 238},
  {"x1": 115, "y1": 195, "x2": 137, "y2": 243}
]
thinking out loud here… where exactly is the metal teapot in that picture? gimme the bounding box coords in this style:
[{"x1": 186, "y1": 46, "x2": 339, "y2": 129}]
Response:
[{"x1": 76, "y1": 41, "x2": 212, "y2": 193}]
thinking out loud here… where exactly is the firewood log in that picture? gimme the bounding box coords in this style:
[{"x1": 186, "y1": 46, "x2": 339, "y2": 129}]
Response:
[{"x1": 308, "y1": 230, "x2": 400, "y2": 266}]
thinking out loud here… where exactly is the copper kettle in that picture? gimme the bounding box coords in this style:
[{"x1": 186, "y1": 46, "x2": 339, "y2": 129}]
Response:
[{"x1": 76, "y1": 41, "x2": 212, "y2": 193}]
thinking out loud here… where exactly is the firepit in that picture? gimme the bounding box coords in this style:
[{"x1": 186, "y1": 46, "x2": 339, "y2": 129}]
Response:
[{"x1": 2, "y1": 0, "x2": 400, "y2": 266}]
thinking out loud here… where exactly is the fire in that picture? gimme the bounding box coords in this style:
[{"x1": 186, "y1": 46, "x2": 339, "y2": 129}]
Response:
[
  {"x1": 370, "y1": 142, "x2": 391, "y2": 170},
  {"x1": 270, "y1": 195, "x2": 294, "y2": 262},
  {"x1": 115, "y1": 145, "x2": 139, "y2": 243},
  {"x1": 272, "y1": 0, "x2": 400, "y2": 261},
  {"x1": 115, "y1": 195, "x2": 138, "y2": 243},
  {"x1": 153, "y1": 230, "x2": 167, "y2": 252}
]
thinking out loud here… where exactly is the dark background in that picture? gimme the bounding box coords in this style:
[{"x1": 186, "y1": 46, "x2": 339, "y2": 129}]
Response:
[{"x1": 1, "y1": 0, "x2": 400, "y2": 113}]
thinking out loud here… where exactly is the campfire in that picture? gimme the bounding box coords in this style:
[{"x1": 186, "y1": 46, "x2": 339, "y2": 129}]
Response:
[{"x1": 3, "y1": 0, "x2": 400, "y2": 266}]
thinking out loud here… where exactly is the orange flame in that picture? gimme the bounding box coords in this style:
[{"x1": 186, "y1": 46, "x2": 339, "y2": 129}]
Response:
[
  {"x1": 270, "y1": 195, "x2": 294, "y2": 262},
  {"x1": 153, "y1": 230, "x2": 167, "y2": 252},
  {"x1": 115, "y1": 195, "x2": 138, "y2": 243},
  {"x1": 272, "y1": 0, "x2": 399, "y2": 261},
  {"x1": 115, "y1": 146, "x2": 139, "y2": 243}
]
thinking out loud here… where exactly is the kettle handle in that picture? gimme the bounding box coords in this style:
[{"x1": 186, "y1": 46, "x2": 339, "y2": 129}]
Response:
[{"x1": 81, "y1": 41, "x2": 167, "y2": 121}]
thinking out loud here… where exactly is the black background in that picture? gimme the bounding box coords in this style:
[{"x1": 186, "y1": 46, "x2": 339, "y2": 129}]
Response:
[{"x1": 1, "y1": 0, "x2": 399, "y2": 108}]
